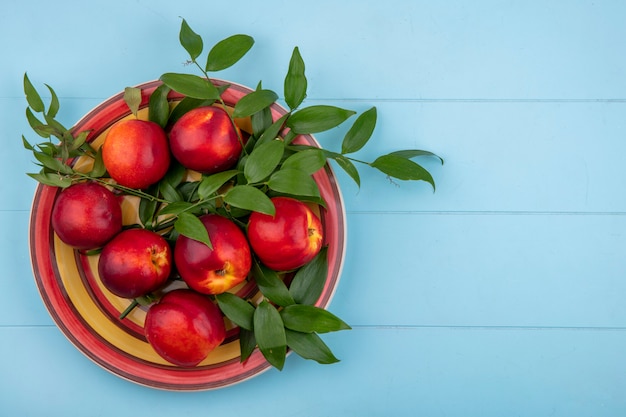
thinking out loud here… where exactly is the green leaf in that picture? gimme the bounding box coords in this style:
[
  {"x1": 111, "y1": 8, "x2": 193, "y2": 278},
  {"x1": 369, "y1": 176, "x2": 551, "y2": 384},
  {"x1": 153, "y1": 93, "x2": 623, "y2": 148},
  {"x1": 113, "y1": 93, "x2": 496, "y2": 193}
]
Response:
[
  {"x1": 284, "y1": 46, "x2": 307, "y2": 110},
  {"x1": 162, "y1": 161, "x2": 187, "y2": 189},
  {"x1": 285, "y1": 329, "x2": 339, "y2": 364},
  {"x1": 206, "y1": 34, "x2": 254, "y2": 72},
  {"x1": 389, "y1": 149, "x2": 444, "y2": 165},
  {"x1": 330, "y1": 154, "x2": 360, "y2": 188},
  {"x1": 23, "y1": 73, "x2": 44, "y2": 113},
  {"x1": 280, "y1": 304, "x2": 351, "y2": 333},
  {"x1": 27, "y1": 172, "x2": 73, "y2": 188},
  {"x1": 70, "y1": 130, "x2": 89, "y2": 151},
  {"x1": 267, "y1": 168, "x2": 320, "y2": 198},
  {"x1": 370, "y1": 154, "x2": 436, "y2": 190},
  {"x1": 174, "y1": 212, "x2": 212, "y2": 248},
  {"x1": 88, "y1": 148, "x2": 107, "y2": 178},
  {"x1": 341, "y1": 107, "x2": 377, "y2": 154},
  {"x1": 282, "y1": 148, "x2": 326, "y2": 174},
  {"x1": 148, "y1": 84, "x2": 171, "y2": 128},
  {"x1": 159, "y1": 179, "x2": 183, "y2": 203},
  {"x1": 123, "y1": 87, "x2": 142, "y2": 118},
  {"x1": 215, "y1": 292, "x2": 255, "y2": 331},
  {"x1": 233, "y1": 89, "x2": 278, "y2": 119},
  {"x1": 223, "y1": 185, "x2": 275, "y2": 215},
  {"x1": 160, "y1": 73, "x2": 221, "y2": 100},
  {"x1": 289, "y1": 246, "x2": 328, "y2": 305},
  {"x1": 239, "y1": 328, "x2": 256, "y2": 362},
  {"x1": 252, "y1": 261, "x2": 295, "y2": 307},
  {"x1": 244, "y1": 139, "x2": 284, "y2": 183},
  {"x1": 286, "y1": 105, "x2": 356, "y2": 134},
  {"x1": 197, "y1": 169, "x2": 238, "y2": 200},
  {"x1": 254, "y1": 300, "x2": 286, "y2": 370},
  {"x1": 179, "y1": 18, "x2": 203, "y2": 61},
  {"x1": 45, "y1": 84, "x2": 60, "y2": 119},
  {"x1": 138, "y1": 185, "x2": 160, "y2": 229},
  {"x1": 250, "y1": 82, "x2": 274, "y2": 137},
  {"x1": 22, "y1": 135, "x2": 34, "y2": 151},
  {"x1": 157, "y1": 201, "x2": 195, "y2": 216},
  {"x1": 33, "y1": 152, "x2": 73, "y2": 175},
  {"x1": 257, "y1": 113, "x2": 289, "y2": 147},
  {"x1": 25, "y1": 108, "x2": 49, "y2": 138}
]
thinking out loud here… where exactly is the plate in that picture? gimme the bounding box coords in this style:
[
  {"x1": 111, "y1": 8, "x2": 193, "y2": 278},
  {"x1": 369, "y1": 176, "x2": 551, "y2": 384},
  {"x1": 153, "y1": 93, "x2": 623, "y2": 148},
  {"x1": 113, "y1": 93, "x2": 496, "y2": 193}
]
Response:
[{"x1": 29, "y1": 80, "x2": 347, "y2": 391}]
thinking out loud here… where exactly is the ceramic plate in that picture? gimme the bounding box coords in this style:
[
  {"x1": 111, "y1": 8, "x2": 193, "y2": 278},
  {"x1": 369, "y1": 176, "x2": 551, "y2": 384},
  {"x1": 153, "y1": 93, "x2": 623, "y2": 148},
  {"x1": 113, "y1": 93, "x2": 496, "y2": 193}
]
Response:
[{"x1": 29, "y1": 80, "x2": 346, "y2": 391}]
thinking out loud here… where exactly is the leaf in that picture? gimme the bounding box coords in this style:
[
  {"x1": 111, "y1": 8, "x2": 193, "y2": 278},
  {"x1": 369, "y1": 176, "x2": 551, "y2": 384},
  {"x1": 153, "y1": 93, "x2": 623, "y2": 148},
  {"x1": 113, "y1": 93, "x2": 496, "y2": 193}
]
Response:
[
  {"x1": 250, "y1": 82, "x2": 274, "y2": 137},
  {"x1": 370, "y1": 154, "x2": 436, "y2": 190},
  {"x1": 179, "y1": 18, "x2": 203, "y2": 61},
  {"x1": 341, "y1": 107, "x2": 377, "y2": 154},
  {"x1": 22, "y1": 135, "x2": 34, "y2": 151},
  {"x1": 197, "y1": 169, "x2": 238, "y2": 199},
  {"x1": 160, "y1": 73, "x2": 221, "y2": 100},
  {"x1": 159, "y1": 179, "x2": 183, "y2": 203},
  {"x1": 233, "y1": 89, "x2": 278, "y2": 119},
  {"x1": 239, "y1": 328, "x2": 256, "y2": 363},
  {"x1": 280, "y1": 304, "x2": 351, "y2": 333},
  {"x1": 257, "y1": 113, "x2": 289, "y2": 147},
  {"x1": 69, "y1": 130, "x2": 88, "y2": 151},
  {"x1": 25, "y1": 108, "x2": 48, "y2": 138},
  {"x1": 162, "y1": 161, "x2": 187, "y2": 189},
  {"x1": 45, "y1": 84, "x2": 60, "y2": 119},
  {"x1": 389, "y1": 149, "x2": 444, "y2": 165},
  {"x1": 254, "y1": 300, "x2": 286, "y2": 370},
  {"x1": 206, "y1": 34, "x2": 255, "y2": 72},
  {"x1": 284, "y1": 46, "x2": 307, "y2": 110},
  {"x1": 88, "y1": 148, "x2": 107, "y2": 178},
  {"x1": 223, "y1": 185, "x2": 275, "y2": 215},
  {"x1": 138, "y1": 185, "x2": 160, "y2": 229},
  {"x1": 282, "y1": 148, "x2": 326, "y2": 174},
  {"x1": 23, "y1": 73, "x2": 44, "y2": 113},
  {"x1": 289, "y1": 246, "x2": 328, "y2": 305},
  {"x1": 215, "y1": 292, "x2": 255, "y2": 331},
  {"x1": 330, "y1": 154, "x2": 360, "y2": 188},
  {"x1": 285, "y1": 329, "x2": 339, "y2": 364},
  {"x1": 33, "y1": 152, "x2": 73, "y2": 175},
  {"x1": 148, "y1": 84, "x2": 171, "y2": 128},
  {"x1": 286, "y1": 105, "x2": 356, "y2": 134},
  {"x1": 244, "y1": 139, "x2": 284, "y2": 183},
  {"x1": 157, "y1": 201, "x2": 195, "y2": 216},
  {"x1": 27, "y1": 172, "x2": 73, "y2": 188},
  {"x1": 174, "y1": 212, "x2": 212, "y2": 248},
  {"x1": 267, "y1": 168, "x2": 320, "y2": 198},
  {"x1": 252, "y1": 261, "x2": 295, "y2": 307}
]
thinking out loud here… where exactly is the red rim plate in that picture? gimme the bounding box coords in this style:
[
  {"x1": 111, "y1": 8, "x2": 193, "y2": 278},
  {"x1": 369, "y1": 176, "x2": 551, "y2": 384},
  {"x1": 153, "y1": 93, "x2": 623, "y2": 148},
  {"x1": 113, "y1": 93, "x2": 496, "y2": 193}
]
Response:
[{"x1": 29, "y1": 80, "x2": 347, "y2": 391}]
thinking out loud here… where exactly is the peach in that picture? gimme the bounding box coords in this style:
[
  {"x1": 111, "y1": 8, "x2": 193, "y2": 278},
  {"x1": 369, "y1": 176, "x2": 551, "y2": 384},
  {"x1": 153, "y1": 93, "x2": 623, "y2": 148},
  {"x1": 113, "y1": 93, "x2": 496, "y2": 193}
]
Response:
[
  {"x1": 247, "y1": 197, "x2": 323, "y2": 271},
  {"x1": 174, "y1": 214, "x2": 252, "y2": 295},
  {"x1": 144, "y1": 289, "x2": 226, "y2": 367},
  {"x1": 98, "y1": 228, "x2": 172, "y2": 299},
  {"x1": 168, "y1": 106, "x2": 242, "y2": 174},
  {"x1": 51, "y1": 181, "x2": 123, "y2": 250},
  {"x1": 102, "y1": 119, "x2": 170, "y2": 189}
]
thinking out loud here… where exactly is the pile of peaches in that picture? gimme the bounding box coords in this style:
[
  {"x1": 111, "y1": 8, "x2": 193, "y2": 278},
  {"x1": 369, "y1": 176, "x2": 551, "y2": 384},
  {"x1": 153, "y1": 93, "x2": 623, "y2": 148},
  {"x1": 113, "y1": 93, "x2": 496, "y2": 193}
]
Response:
[{"x1": 47, "y1": 100, "x2": 335, "y2": 369}]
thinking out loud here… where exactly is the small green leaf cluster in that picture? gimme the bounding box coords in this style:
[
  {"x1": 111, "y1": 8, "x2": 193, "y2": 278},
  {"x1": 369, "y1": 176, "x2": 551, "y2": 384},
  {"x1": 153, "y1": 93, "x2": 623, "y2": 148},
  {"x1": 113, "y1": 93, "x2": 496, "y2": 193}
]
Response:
[
  {"x1": 216, "y1": 248, "x2": 349, "y2": 369},
  {"x1": 22, "y1": 73, "x2": 107, "y2": 188}
]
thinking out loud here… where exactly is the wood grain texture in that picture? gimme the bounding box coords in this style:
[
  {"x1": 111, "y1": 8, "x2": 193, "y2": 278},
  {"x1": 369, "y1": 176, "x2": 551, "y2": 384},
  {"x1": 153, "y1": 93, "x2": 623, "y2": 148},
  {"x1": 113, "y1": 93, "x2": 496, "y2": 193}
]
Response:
[{"x1": 1, "y1": 0, "x2": 624, "y2": 415}]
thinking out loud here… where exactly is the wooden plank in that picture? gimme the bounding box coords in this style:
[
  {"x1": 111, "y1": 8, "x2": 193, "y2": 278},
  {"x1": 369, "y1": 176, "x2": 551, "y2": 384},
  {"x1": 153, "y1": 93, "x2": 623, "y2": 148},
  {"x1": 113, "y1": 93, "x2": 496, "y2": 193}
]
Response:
[
  {"x1": 7, "y1": 210, "x2": 626, "y2": 329},
  {"x1": 2, "y1": 1, "x2": 625, "y2": 100},
  {"x1": 1, "y1": 326, "x2": 624, "y2": 416},
  {"x1": 7, "y1": 98, "x2": 626, "y2": 213},
  {"x1": 331, "y1": 212, "x2": 626, "y2": 328}
]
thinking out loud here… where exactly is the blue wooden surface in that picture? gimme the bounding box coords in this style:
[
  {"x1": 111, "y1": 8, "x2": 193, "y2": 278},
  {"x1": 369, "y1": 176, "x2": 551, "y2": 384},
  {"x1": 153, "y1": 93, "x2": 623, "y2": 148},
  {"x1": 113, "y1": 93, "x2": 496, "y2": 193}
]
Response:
[{"x1": 2, "y1": 1, "x2": 625, "y2": 415}]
